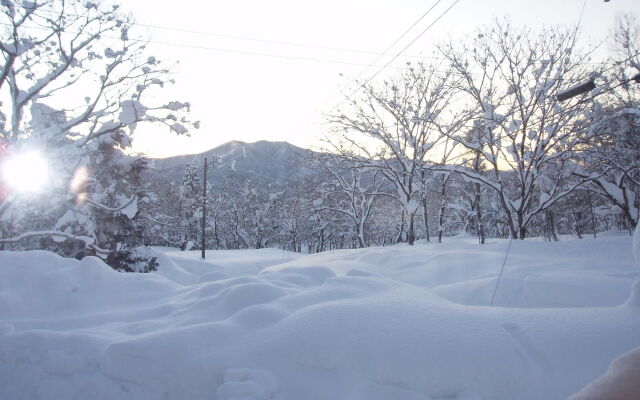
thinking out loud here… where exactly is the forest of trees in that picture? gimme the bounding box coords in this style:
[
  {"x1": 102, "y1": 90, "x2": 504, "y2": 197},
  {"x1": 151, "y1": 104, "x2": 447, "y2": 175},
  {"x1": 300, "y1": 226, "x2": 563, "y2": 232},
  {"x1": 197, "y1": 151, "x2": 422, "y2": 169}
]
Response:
[
  {"x1": 139, "y1": 17, "x2": 640, "y2": 255},
  {"x1": 0, "y1": 0, "x2": 638, "y2": 270}
]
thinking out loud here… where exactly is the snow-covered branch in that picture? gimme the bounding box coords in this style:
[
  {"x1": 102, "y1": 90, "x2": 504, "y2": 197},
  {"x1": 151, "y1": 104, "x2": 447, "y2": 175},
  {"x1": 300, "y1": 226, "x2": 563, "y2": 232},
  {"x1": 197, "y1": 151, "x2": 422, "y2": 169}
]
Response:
[{"x1": 0, "y1": 230, "x2": 109, "y2": 254}]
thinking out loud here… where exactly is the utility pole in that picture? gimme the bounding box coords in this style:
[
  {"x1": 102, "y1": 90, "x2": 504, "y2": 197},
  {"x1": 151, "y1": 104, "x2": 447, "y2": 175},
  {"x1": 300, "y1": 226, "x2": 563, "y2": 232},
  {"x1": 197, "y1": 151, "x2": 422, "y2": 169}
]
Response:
[{"x1": 201, "y1": 157, "x2": 207, "y2": 259}]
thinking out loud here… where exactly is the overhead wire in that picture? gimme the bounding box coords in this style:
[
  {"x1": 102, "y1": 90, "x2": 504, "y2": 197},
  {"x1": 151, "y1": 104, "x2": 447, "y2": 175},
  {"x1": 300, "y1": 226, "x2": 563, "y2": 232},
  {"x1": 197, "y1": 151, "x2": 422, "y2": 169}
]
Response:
[
  {"x1": 0, "y1": 21, "x2": 417, "y2": 70},
  {"x1": 333, "y1": 0, "x2": 446, "y2": 97},
  {"x1": 334, "y1": 0, "x2": 463, "y2": 112},
  {"x1": 490, "y1": 238, "x2": 512, "y2": 306},
  {"x1": 279, "y1": 0, "x2": 456, "y2": 150},
  {"x1": 293, "y1": 0, "x2": 462, "y2": 149},
  {"x1": 13, "y1": 5, "x2": 445, "y2": 59},
  {"x1": 350, "y1": 0, "x2": 463, "y2": 96},
  {"x1": 132, "y1": 21, "x2": 435, "y2": 60},
  {"x1": 570, "y1": 0, "x2": 588, "y2": 48},
  {"x1": 6, "y1": 6, "x2": 439, "y2": 61}
]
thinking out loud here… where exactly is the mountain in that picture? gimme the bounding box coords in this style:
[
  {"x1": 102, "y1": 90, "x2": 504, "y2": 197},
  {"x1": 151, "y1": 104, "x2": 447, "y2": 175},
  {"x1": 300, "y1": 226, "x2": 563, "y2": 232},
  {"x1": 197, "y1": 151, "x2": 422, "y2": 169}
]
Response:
[{"x1": 145, "y1": 140, "x2": 316, "y2": 187}]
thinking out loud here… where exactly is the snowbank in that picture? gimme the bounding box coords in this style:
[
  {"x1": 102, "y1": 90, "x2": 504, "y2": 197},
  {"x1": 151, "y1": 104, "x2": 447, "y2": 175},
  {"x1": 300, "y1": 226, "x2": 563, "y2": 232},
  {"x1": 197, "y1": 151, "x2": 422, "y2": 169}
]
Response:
[
  {"x1": 264, "y1": 234, "x2": 639, "y2": 308},
  {"x1": 569, "y1": 346, "x2": 640, "y2": 400},
  {"x1": 1, "y1": 235, "x2": 639, "y2": 399}
]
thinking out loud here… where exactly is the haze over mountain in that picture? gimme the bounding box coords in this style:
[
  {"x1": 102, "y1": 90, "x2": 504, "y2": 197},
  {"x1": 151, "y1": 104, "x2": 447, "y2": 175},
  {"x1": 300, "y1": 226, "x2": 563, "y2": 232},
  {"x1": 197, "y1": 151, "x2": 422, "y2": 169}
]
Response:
[{"x1": 146, "y1": 140, "x2": 316, "y2": 187}]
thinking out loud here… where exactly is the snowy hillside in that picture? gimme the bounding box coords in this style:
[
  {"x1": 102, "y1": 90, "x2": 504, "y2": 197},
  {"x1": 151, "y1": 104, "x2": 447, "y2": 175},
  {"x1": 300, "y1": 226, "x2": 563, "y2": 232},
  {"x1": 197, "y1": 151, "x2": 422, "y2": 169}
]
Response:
[
  {"x1": 1, "y1": 234, "x2": 639, "y2": 400},
  {"x1": 146, "y1": 140, "x2": 316, "y2": 187}
]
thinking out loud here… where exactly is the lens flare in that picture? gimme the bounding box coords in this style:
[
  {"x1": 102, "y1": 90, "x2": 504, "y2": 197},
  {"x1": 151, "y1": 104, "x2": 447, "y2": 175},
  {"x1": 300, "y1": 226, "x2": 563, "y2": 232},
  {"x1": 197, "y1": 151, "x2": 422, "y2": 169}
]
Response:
[
  {"x1": 70, "y1": 166, "x2": 89, "y2": 194},
  {"x1": 70, "y1": 166, "x2": 90, "y2": 205},
  {"x1": 2, "y1": 151, "x2": 49, "y2": 193}
]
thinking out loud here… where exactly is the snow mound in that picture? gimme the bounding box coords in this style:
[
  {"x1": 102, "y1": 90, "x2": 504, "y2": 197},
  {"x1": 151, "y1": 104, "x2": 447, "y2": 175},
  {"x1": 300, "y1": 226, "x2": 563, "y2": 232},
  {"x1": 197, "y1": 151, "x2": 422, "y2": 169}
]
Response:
[
  {"x1": 0, "y1": 251, "x2": 177, "y2": 319},
  {"x1": 217, "y1": 368, "x2": 278, "y2": 400},
  {"x1": 569, "y1": 347, "x2": 640, "y2": 400},
  {"x1": 1, "y1": 236, "x2": 639, "y2": 400},
  {"x1": 625, "y1": 279, "x2": 640, "y2": 308},
  {"x1": 265, "y1": 235, "x2": 639, "y2": 308}
]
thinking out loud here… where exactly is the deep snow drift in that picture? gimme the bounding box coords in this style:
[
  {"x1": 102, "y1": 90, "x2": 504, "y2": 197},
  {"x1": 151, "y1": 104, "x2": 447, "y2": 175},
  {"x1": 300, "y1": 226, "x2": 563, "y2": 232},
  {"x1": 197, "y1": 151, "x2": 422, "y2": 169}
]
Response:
[{"x1": 1, "y1": 234, "x2": 639, "y2": 399}]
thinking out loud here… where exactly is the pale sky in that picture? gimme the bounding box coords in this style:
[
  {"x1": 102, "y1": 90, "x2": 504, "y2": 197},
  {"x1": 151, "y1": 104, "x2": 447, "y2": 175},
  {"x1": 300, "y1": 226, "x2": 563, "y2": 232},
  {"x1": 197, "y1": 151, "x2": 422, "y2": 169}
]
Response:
[{"x1": 123, "y1": 0, "x2": 639, "y2": 158}]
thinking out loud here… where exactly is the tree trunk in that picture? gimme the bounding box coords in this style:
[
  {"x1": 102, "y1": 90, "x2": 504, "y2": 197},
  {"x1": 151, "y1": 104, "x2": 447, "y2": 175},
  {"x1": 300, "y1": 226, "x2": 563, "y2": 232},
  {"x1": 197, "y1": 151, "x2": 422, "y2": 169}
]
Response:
[
  {"x1": 319, "y1": 228, "x2": 325, "y2": 253},
  {"x1": 545, "y1": 210, "x2": 558, "y2": 242},
  {"x1": 356, "y1": 232, "x2": 365, "y2": 248},
  {"x1": 572, "y1": 208, "x2": 583, "y2": 239},
  {"x1": 517, "y1": 210, "x2": 526, "y2": 240},
  {"x1": 292, "y1": 229, "x2": 297, "y2": 252},
  {"x1": 407, "y1": 215, "x2": 415, "y2": 246},
  {"x1": 474, "y1": 182, "x2": 485, "y2": 244},
  {"x1": 437, "y1": 212, "x2": 444, "y2": 243},
  {"x1": 422, "y1": 198, "x2": 430, "y2": 242},
  {"x1": 213, "y1": 218, "x2": 220, "y2": 248},
  {"x1": 437, "y1": 175, "x2": 449, "y2": 244},
  {"x1": 396, "y1": 213, "x2": 406, "y2": 244},
  {"x1": 518, "y1": 226, "x2": 526, "y2": 240},
  {"x1": 181, "y1": 225, "x2": 189, "y2": 251},
  {"x1": 587, "y1": 192, "x2": 597, "y2": 238}
]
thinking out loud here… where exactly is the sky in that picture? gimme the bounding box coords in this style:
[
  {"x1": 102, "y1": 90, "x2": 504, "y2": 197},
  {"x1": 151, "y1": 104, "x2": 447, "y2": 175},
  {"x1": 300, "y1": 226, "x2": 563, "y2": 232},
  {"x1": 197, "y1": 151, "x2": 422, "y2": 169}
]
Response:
[{"x1": 123, "y1": 0, "x2": 639, "y2": 158}]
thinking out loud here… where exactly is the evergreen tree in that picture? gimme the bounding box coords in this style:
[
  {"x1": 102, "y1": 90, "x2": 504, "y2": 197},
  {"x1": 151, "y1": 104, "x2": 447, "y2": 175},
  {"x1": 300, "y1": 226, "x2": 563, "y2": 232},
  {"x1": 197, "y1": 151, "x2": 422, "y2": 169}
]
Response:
[
  {"x1": 179, "y1": 165, "x2": 201, "y2": 250},
  {"x1": 0, "y1": 0, "x2": 196, "y2": 270}
]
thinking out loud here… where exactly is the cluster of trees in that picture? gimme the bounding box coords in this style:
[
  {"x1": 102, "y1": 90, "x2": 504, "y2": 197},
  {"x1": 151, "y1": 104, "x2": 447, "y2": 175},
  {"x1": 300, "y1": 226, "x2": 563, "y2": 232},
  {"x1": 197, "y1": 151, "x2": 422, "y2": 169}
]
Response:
[
  {"x1": 321, "y1": 18, "x2": 640, "y2": 246},
  {"x1": 143, "y1": 18, "x2": 639, "y2": 252},
  {"x1": 143, "y1": 146, "x2": 632, "y2": 254},
  {"x1": 0, "y1": 0, "x2": 638, "y2": 269}
]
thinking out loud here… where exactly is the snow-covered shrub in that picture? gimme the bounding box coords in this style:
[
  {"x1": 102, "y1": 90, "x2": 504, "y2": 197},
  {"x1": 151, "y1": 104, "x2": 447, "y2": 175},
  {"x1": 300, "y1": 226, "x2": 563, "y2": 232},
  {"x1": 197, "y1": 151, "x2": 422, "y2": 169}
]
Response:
[{"x1": 106, "y1": 247, "x2": 159, "y2": 273}]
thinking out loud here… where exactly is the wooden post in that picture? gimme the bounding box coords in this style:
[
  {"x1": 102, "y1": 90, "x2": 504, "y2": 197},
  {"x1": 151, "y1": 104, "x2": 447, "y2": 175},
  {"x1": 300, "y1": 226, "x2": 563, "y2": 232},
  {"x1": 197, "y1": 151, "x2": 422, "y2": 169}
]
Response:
[{"x1": 201, "y1": 157, "x2": 207, "y2": 259}]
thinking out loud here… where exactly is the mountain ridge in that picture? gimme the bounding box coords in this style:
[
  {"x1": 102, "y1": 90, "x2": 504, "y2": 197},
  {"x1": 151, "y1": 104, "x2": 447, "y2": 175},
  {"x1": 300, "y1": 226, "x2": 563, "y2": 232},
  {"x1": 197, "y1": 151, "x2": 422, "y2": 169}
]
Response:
[{"x1": 145, "y1": 140, "x2": 316, "y2": 186}]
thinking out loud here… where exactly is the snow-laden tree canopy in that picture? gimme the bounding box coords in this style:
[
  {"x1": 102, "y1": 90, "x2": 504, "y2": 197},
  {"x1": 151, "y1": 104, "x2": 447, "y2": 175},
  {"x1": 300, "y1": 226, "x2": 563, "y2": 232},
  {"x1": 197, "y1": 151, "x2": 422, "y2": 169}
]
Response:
[
  {"x1": 0, "y1": 0, "x2": 197, "y2": 263},
  {"x1": 328, "y1": 61, "x2": 465, "y2": 244}
]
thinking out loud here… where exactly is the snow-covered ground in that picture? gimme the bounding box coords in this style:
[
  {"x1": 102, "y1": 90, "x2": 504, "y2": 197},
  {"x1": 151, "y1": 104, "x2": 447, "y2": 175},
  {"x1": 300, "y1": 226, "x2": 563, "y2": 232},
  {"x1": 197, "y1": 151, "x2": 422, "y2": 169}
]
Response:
[{"x1": 1, "y1": 233, "x2": 639, "y2": 399}]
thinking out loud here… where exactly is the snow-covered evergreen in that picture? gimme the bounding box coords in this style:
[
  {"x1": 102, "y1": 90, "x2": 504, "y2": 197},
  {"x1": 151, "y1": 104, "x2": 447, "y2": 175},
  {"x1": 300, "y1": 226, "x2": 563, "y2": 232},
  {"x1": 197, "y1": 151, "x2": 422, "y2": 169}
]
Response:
[{"x1": 0, "y1": 0, "x2": 197, "y2": 267}]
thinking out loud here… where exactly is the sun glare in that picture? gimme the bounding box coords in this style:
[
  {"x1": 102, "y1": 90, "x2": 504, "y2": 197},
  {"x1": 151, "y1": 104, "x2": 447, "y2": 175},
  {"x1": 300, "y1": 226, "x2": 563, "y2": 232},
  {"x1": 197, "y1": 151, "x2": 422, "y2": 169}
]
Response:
[{"x1": 2, "y1": 151, "x2": 49, "y2": 193}]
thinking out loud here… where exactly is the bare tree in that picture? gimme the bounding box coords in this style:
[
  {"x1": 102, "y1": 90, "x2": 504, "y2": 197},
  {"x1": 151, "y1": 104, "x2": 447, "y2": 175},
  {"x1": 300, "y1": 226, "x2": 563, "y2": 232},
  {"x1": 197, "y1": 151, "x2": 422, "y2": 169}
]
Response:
[
  {"x1": 437, "y1": 20, "x2": 596, "y2": 239},
  {"x1": 228, "y1": 180, "x2": 284, "y2": 249},
  {"x1": 307, "y1": 152, "x2": 385, "y2": 248},
  {"x1": 575, "y1": 15, "x2": 640, "y2": 229},
  {"x1": 328, "y1": 61, "x2": 464, "y2": 245}
]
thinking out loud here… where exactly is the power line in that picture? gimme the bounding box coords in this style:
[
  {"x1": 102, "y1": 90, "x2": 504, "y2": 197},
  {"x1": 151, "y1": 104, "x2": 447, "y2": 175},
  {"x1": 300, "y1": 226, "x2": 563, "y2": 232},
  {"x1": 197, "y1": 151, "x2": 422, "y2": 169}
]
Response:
[
  {"x1": 358, "y1": 0, "x2": 462, "y2": 91},
  {"x1": 0, "y1": 22, "x2": 417, "y2": 70},
  {"x1": 333, "y1": 0, "x2": 448, "y2": 107},
  {"x1": 600, "y1": 50, "x2": 640, "y2": 76},
  {"x1": 138, "y1": 37, "x2": 417, "y2": 69},
  {"x1": 355, "y1": 0, "x2": 445, "y2": 69},
  {"x1": 133, "y1": 21, "x2": 436, "y2": 60},
  {"x1": 292, "y1": 0, "x2": 460, "y2": 152},
  {"x1": 577, "y1": 0, "x2": 588, "y2": 27},
  {"x1": 16, "y1": 6, "x2": 438, "y2": 60},
  {"x1": 283, "y1": 0, "x2": 451, "y2": 147},
  {"x1": 571, "y1": 0, "x2": 588, "y2": 46},
  {"x1": 490, "y1": 237, "x2": 513, "y2": 306},
  {"x1": 331, "y1": 0, "x2": 462, "y2": 117},
  {"x1": 314, "y1": 0, "x2": 461, "y2": 127}
]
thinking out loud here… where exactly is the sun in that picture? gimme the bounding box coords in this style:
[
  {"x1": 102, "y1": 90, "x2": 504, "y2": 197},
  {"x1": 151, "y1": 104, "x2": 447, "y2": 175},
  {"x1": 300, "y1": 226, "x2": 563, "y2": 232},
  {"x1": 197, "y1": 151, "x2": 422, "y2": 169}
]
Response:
[{"x1": 2, "y1": 151, "x2": 50, "y2": 193}]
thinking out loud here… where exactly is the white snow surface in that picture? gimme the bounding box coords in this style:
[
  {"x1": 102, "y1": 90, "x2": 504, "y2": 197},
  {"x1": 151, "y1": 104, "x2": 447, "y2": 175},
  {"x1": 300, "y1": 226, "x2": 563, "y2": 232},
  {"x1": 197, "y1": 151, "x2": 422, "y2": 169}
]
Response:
[
  {"x1": 1, "y1": 234, "x2": 639, "y2": 400},
  {"x1": 568, "y1": 346, "x2": 640, "y2": 400}
]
